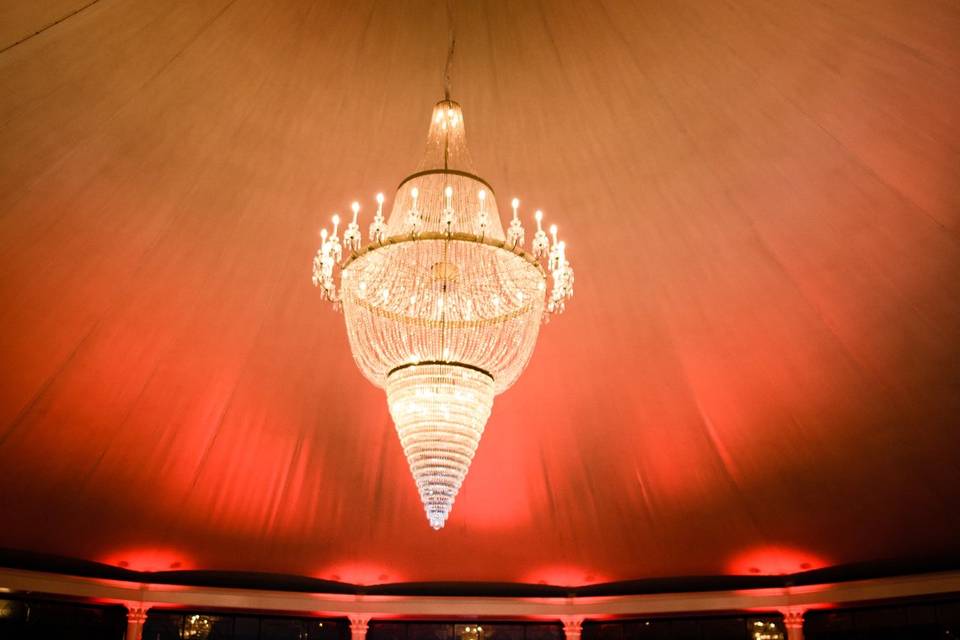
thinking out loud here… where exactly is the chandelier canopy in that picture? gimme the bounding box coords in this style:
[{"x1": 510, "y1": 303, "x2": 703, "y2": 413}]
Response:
[{"x1": 312, "y1": 99, "x2": 573, "y2": 529}]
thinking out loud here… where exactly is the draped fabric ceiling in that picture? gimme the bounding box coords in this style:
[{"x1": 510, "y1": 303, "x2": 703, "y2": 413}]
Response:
[{"x1": 1, "y1": 0, "x2": 959, "y2": 588}]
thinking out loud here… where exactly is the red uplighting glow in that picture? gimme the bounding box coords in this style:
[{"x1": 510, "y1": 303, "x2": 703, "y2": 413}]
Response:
[
  {"x1": 319, "y1": 563, "x2": 398, "y2": 585},
  {"x1": 102, "y1": 548, "x2": 191, "y2": 573},
  {"x1": 726, "y1": 546, "x2": 828, "y2": 576},
  {"x1": 523, "y1": 565, "x2": 607, "y2": 587}
]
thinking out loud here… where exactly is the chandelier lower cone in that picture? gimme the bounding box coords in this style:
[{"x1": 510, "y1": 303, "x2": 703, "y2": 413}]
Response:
[
  {"x1": 386, "y1": 363, "x2": 494, "y2": 529},
  {"x1": 312, "y1": 99, "x2": 573, "y2": 529}
]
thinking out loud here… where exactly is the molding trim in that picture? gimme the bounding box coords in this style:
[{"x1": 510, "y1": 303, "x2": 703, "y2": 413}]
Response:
[{"x1": 2, "y1": 567, "x2": 960, "y2": 618}]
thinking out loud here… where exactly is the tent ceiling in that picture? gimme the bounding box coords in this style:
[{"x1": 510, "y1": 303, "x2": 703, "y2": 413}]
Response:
[{"x1": 0, "y1": 0, "x2": 959, "y2": 587}]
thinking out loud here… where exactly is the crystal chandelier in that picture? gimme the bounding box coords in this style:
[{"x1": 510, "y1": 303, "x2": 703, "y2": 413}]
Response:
[{"x1": 311, "y1": 97, "x2": 573, "y2": 529}]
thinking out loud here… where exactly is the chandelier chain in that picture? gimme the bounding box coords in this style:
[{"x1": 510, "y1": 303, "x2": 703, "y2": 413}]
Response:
[{"x1": 444, "y1": 0, "x2": 456, "y2": 101}]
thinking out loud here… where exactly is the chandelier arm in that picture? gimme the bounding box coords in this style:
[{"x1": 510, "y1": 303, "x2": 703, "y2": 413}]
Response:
[
  {"x1": 397, "y1": 168, "x2": 495, "y2": 195},
  {"x1": 347, "y1": 295, "x2": 539, "y2": 330},
  {"x1": 388, "y1": 360, "x2": 494, "y2": 381},
  {"x1": 341, "y1": 233, "x2": 546, "y2": 275}
]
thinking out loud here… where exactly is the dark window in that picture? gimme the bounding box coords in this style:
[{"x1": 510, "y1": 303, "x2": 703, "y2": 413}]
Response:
[
  {"x1": 805, "y1": 599, "x2": 960, "y2": 640},
  {"x1": 260, "y1": 617, "x2": 305, "y2": 640},
  {"x1": 408, "y1": 623, "x2": 454, "y2": 640},
  {"x1": 142, "y1": 610, "x2": 347, "y2": 640},
  {"x1": 700, "y1": 617, "x2": 745, "y2": 640},
  {"x1": 0, "y1": 598, "x2": 125, "y2": 640},
  {"x1": 525, "y1": 625, "x2": 563, "y2": 640},
  {"x1": 370, "y1": 622, "x2": 408, "y2": 640},
  {"x1": 234, "y1": 616, "x2": 261, "y2": 640},
  {"x1": 587, "y1": 614, "x2": 784, "y2": 640},
  {"x1": 143, "y1": 612, "x2": 183, "y2": 640}
]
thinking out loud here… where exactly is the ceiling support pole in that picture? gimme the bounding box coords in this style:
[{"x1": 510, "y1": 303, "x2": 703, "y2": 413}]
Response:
[
  {"x1": 562, "y1": 616, "x2": 584, "y2": 640},
  {"x1": 350, "y1": 615, "x2": 371, "y2": 640},
  {"x1": 780, "y1": 608, "x2": 806, "y2": 640},
  {"x1": 125, "y1": 603, "x2": 148, "y2": 640}
]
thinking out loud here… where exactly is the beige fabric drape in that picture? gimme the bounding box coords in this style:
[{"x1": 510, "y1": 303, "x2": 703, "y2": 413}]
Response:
[{"x1": 0, "y1": 0, "x2": 958, "y2": 584}]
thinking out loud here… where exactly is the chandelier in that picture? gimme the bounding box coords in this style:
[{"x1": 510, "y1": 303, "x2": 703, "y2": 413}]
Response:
[{"x1": 311, "y1": 97, "x2": 573, "y2": 529}]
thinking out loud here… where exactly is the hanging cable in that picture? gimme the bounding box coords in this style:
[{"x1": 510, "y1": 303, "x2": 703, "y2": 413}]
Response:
[{"x1": 444, "y1": 0, "x2": 456, "y2": 100}]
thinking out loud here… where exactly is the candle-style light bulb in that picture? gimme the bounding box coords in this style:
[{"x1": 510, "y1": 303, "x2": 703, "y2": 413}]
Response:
[
  {"x1": 320, "y1": 228, "x2": 328, "y2": 241},
  {"x1": 531, "y1": 210, "x2": 548, "y2": 259},
  {"x1": 369, "y1": 193, "x2": 387, "y2": 244},
  {"x1": 442, "y1": 185, "x2": 455, "y2": 230},
  {"x1": 505, "y1": 197, "x2": 525, "y2": 247},
  {"x1": 327, "y1": 214, "x2": 343, "y2": 263},
  {"x1": 408, "y1": 187, "x2": 422, "y2": 233},
  {"x1": 476, "y1": 188, "x2": 489, "y2": 237},
  {"x1": 550, "y1": 224, "x2": 558, "y2": 245},
  {"x1": 343, "y1": 201, "x2": 363, "y2": 252}
]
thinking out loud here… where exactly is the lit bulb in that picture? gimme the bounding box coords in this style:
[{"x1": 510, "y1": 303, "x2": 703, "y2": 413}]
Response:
[
  {"x1": 478, "y1": 189, "x2": 487, "y2": 215},
  {"x1": 511, "y1": 197, "x2": 520, "y2": 220},
  {"x1": 550, "y1": 224, "x2": 558, "y2": 244},
  {"x1": 411, "y1": 187, "x2": 419, "y2": 200},
  {"x1": 320, "y1": 229, "x2": 328, "y2": 241},
  {"x1": 535, "y1": 209, "x2": 543, "y2": 231},
  {"x1": 445, "y1": 185, "x2": 453, "y2": 198},
  {"x1": 332, "y1": 214, "x2": 340, "y2": 225},
  {"x1": 376, "y1": 192, "x2": 384, "y2": 205},
  {"x1": 351, "y1": 201, "x2": 360, "y2": 222}
]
